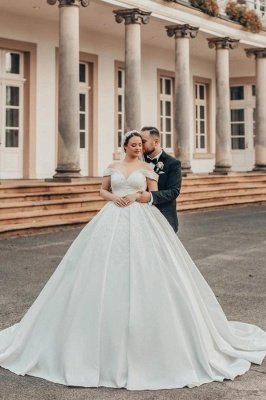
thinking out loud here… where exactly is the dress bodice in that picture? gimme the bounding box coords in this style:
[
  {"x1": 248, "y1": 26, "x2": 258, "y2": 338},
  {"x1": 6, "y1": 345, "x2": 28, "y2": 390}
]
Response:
[{"x1": 103, "y1": 168, "x2": 158, "y2": 196}]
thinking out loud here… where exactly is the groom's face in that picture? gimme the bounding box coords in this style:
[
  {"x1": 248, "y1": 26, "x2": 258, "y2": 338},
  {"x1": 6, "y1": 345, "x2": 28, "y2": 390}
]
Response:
[{"x1": 141, "y1": 131, "x2": 156, "y2": 155}]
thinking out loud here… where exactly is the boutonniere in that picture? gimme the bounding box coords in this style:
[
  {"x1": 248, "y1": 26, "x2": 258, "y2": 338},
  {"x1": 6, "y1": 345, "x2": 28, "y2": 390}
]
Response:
[{"x1": 154, "y1": 161, "x2": 165, "y2": 174}]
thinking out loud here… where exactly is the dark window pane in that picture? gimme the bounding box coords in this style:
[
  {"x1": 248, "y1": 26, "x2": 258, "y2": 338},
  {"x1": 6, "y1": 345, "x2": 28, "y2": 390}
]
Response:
[
  {"x1": 80, "y1": 114, "x2": 85, "y2": 130},
  {"x1": 195, "y1": 120, "x2": 198, "y2": 133},
  {"x1": 79, "y1": 94, "x2": 86, "y2": 111},
  {"x1": 199, "y1": 85, "x2": 205, "y2": 100},
  {"x1": 6, "y1": 109, "x2": 19, "y2": 127},
  {"x1": 118, "y1": 70, "x2": 123, "y2": 88},
  {"x1": 231, "y1": 109, "x2": 244, "y2": 122},
  {"x1": 230, "y1": 86, "x2": 244, "y2": 100},
  {"x1": 160, "y1": 100, "x2": 163, "y2": 115},
  {"x1": 5, "y1": 52, "x2": 20, "y2": 74},
  {"x1": 166, "y1": 134, "x2": 171, "y2": 148},
  {"x1": 196, "y1": 135, "x2": 198, "y2": 148},
  {"x1": 80, "y1": 131, "x2": 85, "y2": 148},
  {"x1": 118, "y1": 131, "x2": 122, "y2": 147},
  {"x1": 252, "y1": 85, "x2": 256, "y2": 96},
  {"x1": 200, "y1": 135, "x2": 205, "y2": 149},
  {"x1": 160, "y1": 78, "x2": 163, "y2": 94},
  {"x1": 6, "y1": 86, "x2": 19, "y2": 106},
  {"x1": 161, "y1": 135, "x2": 163, "y2": 147},
  {"x1": 195, "y1": 105, "x2": 198, "y2": 119},
  {"x1": 165, "y1": 79, "x2": 171, "y2": 95},
  {"x1": 118, "y1": 114, "x2": 122, "y2": 130},
  {"x1": 5, "y1": 129, "x2": 19, "y2": 147},
  {"x1": 231, "y1": 123, "x2": 245, "y2": 136},
  {"x1": 195, "y1": 84, "x2": 198, "y2": 99},
  {"x1": 200, "y1": 120, "x2": 205, "y2": 134},
  {"x1": 160, "y1": 117, "x2": 163, "y2": 132},
  {"x1": 200, "y1": 105, "x2": 205, "y2": 119},
  {"x1": 165, "y1": 118, "x2": 171, "y2": 132},
  {"x1": 79, "y1": 64, "x2": 86, "y2": 83},
  {"x1": 253, "y1": 108, "x2": 256, "y2": 121},
  {"x1": 165, "y1": 101, "x2": 171, "y2": 116},
  {"x1": 231, "y1": 137, "x2": 245, "y2": 149},
  {"x1": 118, "y1": 95, "x2": 122, "y2": 112}
]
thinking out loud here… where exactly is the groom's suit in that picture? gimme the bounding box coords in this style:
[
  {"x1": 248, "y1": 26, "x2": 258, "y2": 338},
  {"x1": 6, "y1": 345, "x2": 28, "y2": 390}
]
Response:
[{"x1": 145, "y1": 150, "x2": 182, "y2": 233}]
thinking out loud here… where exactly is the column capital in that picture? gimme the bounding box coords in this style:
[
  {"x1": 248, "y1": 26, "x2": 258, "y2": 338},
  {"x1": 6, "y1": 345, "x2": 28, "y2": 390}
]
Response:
[
  {"x1": 165, "y1": 24, "x2": 199, "y2": 39},
  {"x1": 47, "y1": 0, "x2": 89, "y2": 7},
  {"x1": 207, "y1": 37, "x2": 239, "y2": 50},
  {"x1": 113, "y1": 8, "x2": 151, "y2": 25},
  {"x1": 245, "y1": 47, "x2": 266, "y2": 59}
]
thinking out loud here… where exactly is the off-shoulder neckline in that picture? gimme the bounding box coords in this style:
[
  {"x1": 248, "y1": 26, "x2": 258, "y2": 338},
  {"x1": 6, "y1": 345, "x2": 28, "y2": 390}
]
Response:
[{"x1": 105, "y1": 167, "x2": 157, "y2": 180}]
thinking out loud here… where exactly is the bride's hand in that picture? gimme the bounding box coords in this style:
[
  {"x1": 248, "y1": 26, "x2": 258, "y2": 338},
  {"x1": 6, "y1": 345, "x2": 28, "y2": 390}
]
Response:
[
  {"x1": 113, "y1": 196, "x2": 130, "y2": 207},
  {"x1": 123, "y1": 193, "x2": 141, "y2": 205}
]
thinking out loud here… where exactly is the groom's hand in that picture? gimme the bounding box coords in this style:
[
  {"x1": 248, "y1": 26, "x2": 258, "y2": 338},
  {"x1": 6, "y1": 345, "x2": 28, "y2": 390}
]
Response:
[{"x1": 137, "y1": 191, "x2": 151, "y2": 203}]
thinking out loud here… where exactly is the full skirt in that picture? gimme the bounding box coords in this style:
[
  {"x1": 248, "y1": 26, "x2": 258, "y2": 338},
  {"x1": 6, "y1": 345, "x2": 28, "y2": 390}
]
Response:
[{"x1": 0, "y1": 202, "x2": 265, "y2": 390}]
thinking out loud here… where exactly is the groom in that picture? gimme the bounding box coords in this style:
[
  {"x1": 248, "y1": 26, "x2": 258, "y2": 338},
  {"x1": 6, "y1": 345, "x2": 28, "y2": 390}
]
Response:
[{"x1": 138, "y1": 126, "x2": 182, "y2": 233}]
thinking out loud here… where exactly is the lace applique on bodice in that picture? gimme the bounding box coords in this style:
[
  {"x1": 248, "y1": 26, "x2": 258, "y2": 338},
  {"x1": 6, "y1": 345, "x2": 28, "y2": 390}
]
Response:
[{"x1": 103, "y1": 168, "x2": 158, "y2": 197}]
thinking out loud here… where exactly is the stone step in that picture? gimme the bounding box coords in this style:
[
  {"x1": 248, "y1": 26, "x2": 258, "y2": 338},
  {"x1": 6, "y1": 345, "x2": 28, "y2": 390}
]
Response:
[
  {"x1": 0, "y1": 196, "x2": 104, "y2": 213},
  {"x1": 0, "y1": 189, "x2": 100, "y2": 203},
  {"x1": 177, "y1": 196, "x2": 266, "y2": 211},
  {"x1": 0, "y1": 181, "x2": 101, "y2": 194},
  {"x1": 182, "y1": 175, "x2": 266, "y2": 186},
  {"x1": 0, "y1": 202, "x2": 104, "y2": 226},
  {"x1": 179, "y1": 187, "x2": 266, "y2": 202}
]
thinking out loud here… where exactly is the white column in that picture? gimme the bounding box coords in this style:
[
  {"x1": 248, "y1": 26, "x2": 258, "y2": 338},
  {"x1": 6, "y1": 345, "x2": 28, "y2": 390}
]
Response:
[
  {"x1": 166, "y1": 24, "x2": 199, "y2": 174},
  {"x1": 47, "y1": 0, "x2": 89, "y2": 180},
  {"x1": 114, "y1": 9, "x2": 151, "y2": 132},
  {"x1": 246, "y1": 47, "x2": 266, "y2": 171},
  {"x1": 208, "y1": 37, "x2": 239, "y2": 174}
]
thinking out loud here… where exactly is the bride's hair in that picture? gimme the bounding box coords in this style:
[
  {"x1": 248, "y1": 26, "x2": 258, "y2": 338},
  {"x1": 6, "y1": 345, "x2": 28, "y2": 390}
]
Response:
[{"x1": 122, "y1": 130, "x2": 142, "y2": 149}]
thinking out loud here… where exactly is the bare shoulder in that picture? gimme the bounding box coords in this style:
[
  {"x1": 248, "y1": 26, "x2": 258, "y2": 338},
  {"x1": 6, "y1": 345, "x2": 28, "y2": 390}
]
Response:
[
  {"x1": 140, "y1": 161, "x2": 153, "y2": 172},
  {"x1": 106, "y1": 162, "x2": 121, "y2": 169}
]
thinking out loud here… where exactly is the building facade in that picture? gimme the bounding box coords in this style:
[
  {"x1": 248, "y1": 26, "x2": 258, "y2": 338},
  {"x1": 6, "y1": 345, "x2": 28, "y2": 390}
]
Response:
[{"x1": 0, "y1": 0, "x2": 265, "y2": 179}]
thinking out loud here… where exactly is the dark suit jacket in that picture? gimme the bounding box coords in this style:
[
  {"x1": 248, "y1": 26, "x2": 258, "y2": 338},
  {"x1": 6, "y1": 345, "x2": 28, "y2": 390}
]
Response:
[{"x1": 145, "y1": 151, "x2": 182, "y2": 233}]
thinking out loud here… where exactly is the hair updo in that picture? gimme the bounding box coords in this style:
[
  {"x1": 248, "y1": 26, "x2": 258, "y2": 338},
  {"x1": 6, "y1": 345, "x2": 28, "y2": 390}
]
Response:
[{"x1": 123, "y1": 130, "x2": 142, "y2": 149}]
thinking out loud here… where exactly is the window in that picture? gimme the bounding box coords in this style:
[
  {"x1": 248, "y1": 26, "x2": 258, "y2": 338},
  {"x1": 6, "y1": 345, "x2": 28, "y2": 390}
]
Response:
[
  {"x1": 230, "y1": 86, "x2": 244, "y2": 100},
  {"x1": 159, "y1": 77, "x2": 173, "y2": 151},
  {"x1": 195, "y1": 83, "x2": 208, "y2": 152},
  {"x1": 231, "y1": 109, "x2": 245, "y2": 149},
  {"x1": 230, "y1": 83, "x2": 255, "y2": 151},
  {"x1": 117, "y1": 68, "x2": 125, "y2": 148},
  {"x1": 0, "y1": 50, "x2": 24, "y2": 149},
  {"x1": 79, "y1": 62, "x2": 89, "y2": 149}
]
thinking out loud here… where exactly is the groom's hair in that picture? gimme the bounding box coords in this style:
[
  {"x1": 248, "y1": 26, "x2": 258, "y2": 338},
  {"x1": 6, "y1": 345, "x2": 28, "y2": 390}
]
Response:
[{"x1": 140, "y1": 126, "x2": 160, "y2": 138}]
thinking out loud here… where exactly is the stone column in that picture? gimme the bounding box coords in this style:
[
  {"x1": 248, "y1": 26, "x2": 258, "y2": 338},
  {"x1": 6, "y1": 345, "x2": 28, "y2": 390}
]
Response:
[
  {"x1": 166, "y1": 24, "x2": 199, "y2": 174},
  {"x1": 208, "y1": 37, "x2": 239, "y2": 174},
  {"x1": 245, "y1": 47, "x2": 266, "y2": 171},
  {"x1": 47, "y1": 0, "x2": 89, "y2": 180},
  {"x1": 113, "y1": 9, "x2": 151, "y2": 132}
]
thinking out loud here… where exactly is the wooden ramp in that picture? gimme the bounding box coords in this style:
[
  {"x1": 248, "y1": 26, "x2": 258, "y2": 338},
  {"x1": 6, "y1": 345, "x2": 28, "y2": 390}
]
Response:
[{"x1": 0, "y1": 173, "x2": 265, "y2": 238}]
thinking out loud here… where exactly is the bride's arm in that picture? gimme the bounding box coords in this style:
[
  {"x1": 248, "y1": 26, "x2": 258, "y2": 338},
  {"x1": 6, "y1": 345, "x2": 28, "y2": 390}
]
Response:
[
  {"x1": 100, "y1": 176, "x2": 128, "y2": 207},
  {"x1": 136, "y1": 177, "x2": 158, "y2": 203}
]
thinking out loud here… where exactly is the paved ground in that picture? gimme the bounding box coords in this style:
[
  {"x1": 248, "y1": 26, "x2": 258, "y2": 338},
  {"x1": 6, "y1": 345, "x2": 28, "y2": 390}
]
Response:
[{"x1": 0, "y1": 204, "x2": 265, "y2": 400}]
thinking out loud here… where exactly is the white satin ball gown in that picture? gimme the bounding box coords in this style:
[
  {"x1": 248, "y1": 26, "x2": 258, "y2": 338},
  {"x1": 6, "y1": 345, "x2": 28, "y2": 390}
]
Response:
[{"x1": 0, "y1": 167, "x2": 265, "y2": 390}]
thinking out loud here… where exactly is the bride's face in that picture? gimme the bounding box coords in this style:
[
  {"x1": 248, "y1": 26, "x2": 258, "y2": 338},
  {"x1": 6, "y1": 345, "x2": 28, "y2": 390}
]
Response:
[{"x1": 125, "y1": 136, "x2": 143, "y2": 157}]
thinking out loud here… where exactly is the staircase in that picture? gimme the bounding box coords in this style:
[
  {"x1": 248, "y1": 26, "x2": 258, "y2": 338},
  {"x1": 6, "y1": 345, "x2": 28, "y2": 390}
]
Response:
[{"x1": 0, "y1": 173, "x2": 265, "y2": 238}]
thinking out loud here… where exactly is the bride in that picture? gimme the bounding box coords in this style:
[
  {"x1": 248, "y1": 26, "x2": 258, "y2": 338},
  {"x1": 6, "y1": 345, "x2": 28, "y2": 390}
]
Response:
[{"x1": 0, "y1": 130, "x2": 265, "y2": 390}]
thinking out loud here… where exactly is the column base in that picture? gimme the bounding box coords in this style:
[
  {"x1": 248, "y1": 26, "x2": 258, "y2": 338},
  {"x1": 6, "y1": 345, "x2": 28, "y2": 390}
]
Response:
[
  {"x1": 211, "y1": 166, "x2": 231, "y2": 175},
  {"x1": 253, "y1": 165, "x2": 266, "y2": 172},
  {"x1": 45, "y1": 175, "x2": 99, "y2": 183},
  {"x1": 181, "y1": 167, "x2": 193, "y2": 177}
]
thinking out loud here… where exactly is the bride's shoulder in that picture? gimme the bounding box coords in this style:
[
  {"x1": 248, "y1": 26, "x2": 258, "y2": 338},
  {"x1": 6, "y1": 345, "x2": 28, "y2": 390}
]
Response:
[{"x1": 139, "y1": 161, "x2": 153, "y2": 172}]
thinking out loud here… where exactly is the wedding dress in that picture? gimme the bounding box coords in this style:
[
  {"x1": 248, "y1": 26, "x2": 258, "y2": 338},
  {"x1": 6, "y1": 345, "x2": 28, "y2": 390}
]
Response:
[{"x1": 0, "y1": 168, "x2": 265, "y2": 390}]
